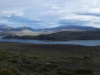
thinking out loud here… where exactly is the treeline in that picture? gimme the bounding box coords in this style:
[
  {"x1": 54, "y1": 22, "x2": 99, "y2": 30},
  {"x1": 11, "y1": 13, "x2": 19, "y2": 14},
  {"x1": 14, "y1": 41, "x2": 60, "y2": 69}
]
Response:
[{"x1": 3, "y1": 30, "x2": 100, "y2": 41}]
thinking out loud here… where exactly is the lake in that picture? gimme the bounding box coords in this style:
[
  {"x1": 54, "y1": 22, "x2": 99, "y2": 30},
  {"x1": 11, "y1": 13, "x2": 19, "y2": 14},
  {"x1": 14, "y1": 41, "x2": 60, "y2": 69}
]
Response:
[{"x1": 0, "y1": 36, "x2": 100, "y2": 46}]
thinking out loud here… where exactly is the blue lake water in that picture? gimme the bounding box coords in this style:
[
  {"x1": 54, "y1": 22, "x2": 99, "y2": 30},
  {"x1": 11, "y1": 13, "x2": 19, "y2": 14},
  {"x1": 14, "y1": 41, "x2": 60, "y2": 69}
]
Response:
[{"x1": 0, "y1": 36, "x2": 100, "y2": 46}]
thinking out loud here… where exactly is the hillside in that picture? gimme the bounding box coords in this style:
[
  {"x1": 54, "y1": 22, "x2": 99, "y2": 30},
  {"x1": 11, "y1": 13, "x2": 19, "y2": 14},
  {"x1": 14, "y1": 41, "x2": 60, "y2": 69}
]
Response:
[
  {"x1": 3, "y1": 30, "x2": 100, "y2": 41},
  {"x1": 0, "y1": 42, "x2": 100, "y2": 75},
  {"x1": 34, "y1": 30, "x2": 100, "y2": 41}
]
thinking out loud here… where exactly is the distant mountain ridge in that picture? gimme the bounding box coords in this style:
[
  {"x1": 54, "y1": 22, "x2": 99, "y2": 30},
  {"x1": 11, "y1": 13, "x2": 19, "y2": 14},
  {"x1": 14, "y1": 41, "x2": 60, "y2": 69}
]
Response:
[
  {"x1": 4, "y1": 30, "x2": 100, "y2": 41},
  {"x1": 0, "y1": 24, "x2": 34, "y2": 31},
  {"x1": 0, "y1": 24, "x2": 99, "y2": 32},
  {"x1": 38, "y1": 26, "x2": 99, "y2": 32},
  {"x1": 0, "y1": 24, "x2": 99, "y2": 36}
]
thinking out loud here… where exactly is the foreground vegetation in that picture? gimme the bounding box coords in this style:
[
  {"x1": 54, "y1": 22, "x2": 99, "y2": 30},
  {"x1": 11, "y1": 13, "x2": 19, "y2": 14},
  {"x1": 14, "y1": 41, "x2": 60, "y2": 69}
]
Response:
[{"x1": 0, "y1": 42, "x2": 100, "y2": 75}]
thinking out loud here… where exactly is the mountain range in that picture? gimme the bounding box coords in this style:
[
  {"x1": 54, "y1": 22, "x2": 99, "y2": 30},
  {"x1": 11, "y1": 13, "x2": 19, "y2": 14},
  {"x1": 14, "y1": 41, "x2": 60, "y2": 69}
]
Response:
[
  {"x1": 0, "y1": 24, "x2": 99, "y2": 36},
  {"x1": 0, "y1": 24, "x2": 99, "y2": 31}
]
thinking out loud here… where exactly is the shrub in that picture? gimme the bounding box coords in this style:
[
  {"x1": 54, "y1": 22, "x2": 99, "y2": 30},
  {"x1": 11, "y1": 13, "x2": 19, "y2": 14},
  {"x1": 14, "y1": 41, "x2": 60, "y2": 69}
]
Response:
[
  {"x1": 0, "y1": 68, "x2": 17, "y2": 75},
  {"x1": 75, "y1": 68, "x2": 94, "y2": 75},
  {"x1": 45, "y1": 63, "x2": 58, "y2": 69},
  {"x1": 28, "y1": 64, "x2": 36, "y2": 70},
  {"x1": 33, "y1": 56, "x2": 38, "y2": 59},
  {"x1": 57, "y1": 68, "x2": 75, "y2": 75},
  {"x1": 40, "y1": 66, "x2": 51, "y2": 72},
  {"x1": 10, "y1": 59, "x2": 19, "y2": 63}
]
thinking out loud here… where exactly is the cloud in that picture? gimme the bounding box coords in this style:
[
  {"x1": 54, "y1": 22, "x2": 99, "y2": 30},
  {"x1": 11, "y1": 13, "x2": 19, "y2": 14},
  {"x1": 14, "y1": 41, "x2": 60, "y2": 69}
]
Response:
[
  {"x1": 77, "y1": 13, "x2": 100, "y2": 17},
  {"x1": 0, "y1": 0, "x2": 100, "y2": 28},
  {"x1": 82, "y1": 0, "x2": 99, "y2": 5},
  {"x1": 1, "y1": 15, "x2": 42, "y2": 23},
  {"x1": 76, "y1": 7, "x2": 100, "y2": 17},
  {"x1": 0, "y1": 15, "x2": 43, "y2": 28},
  {"x1": 58, "y1": 19, "x2": 89, "y2": 26}
]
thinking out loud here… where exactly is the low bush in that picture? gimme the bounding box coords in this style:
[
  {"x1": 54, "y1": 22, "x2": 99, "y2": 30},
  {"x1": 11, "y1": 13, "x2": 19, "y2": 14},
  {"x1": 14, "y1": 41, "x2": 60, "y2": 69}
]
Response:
[
  {"x1": 0, "y1": 68, "x2": 17, "y2": 75},
  {"x1": 57, "y1": 68, "x2": 75, "y2": 75},
  {"x1": 75, "y1": 68, "x2": 94, "y2": 75}
]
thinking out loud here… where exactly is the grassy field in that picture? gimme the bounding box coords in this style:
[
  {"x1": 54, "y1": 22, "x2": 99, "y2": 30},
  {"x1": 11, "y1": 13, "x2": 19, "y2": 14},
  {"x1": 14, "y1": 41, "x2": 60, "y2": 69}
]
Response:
[{"x1": 0, "y1": 42, "x2": 100, "y2": 75}]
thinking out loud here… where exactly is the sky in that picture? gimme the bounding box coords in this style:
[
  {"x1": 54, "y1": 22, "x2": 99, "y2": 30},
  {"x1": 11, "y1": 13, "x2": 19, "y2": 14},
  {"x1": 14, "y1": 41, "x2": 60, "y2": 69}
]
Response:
[{"x1": 0, "y1": 0, "x2": 100, "y2": 28}]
